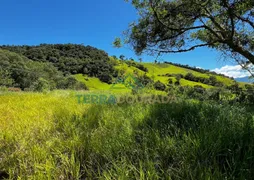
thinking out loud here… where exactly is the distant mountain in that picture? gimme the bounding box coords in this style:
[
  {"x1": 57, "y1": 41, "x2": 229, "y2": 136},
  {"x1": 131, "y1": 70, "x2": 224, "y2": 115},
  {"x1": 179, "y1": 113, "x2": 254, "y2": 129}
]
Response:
[{"x1": 235, "y1": 76, "x2": 254, "y2": 83}]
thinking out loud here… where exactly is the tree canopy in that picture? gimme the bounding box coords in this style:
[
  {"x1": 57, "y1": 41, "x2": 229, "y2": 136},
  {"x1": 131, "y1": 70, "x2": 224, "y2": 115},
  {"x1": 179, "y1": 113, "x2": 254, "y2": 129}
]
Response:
[
  {"x1": 0, "y1": 44, "x2": 115, "y2": 83},
  {"x1": 116, "y1": 0, "x2": 254, "y2": 67}
]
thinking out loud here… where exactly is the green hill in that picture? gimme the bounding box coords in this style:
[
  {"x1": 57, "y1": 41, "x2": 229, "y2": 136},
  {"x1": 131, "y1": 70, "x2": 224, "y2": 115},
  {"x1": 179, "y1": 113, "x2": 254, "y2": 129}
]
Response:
[
  {"x1": 0, "y1": 44, "x2": 249, "y2": 93},
  {"x1": 74, "y1": 57, "x2": 241, "y2": 92}
]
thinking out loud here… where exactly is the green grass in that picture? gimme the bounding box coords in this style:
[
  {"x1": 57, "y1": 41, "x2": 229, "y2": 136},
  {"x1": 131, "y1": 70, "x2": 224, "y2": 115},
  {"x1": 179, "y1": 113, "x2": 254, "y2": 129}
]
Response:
[
  {"x1": 180, "y1": 79, "x2": 213, "y2": 88},
  {"x1": 115, "y1": 63, "x2": 145, "y2": 76},
  {"x1": 74, "y1": 74, "x2": 131, "y2": 93},
  {"x1": 143, "y1": 63, "x2": 208, "y2": 77},
  {"x1": 0, "y1": 91, "x2": 254, "y2": 179},
  {"x1": 74, "y1": 74, "x2": 111, "y2": 90},
  {"x1": 76, "y1": 61, "x2": 237, "y2": 91},
  {"x1": 143, "y1": 63, "x2": 237, "y2": 87}
]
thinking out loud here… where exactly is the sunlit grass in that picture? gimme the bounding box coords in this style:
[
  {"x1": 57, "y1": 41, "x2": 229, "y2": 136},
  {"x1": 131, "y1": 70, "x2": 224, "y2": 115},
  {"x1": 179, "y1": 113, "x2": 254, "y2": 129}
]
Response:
[
  {"x1": 0, "y1": 92, "x2": 88, "y2": 179},
  {"x1": 0, "y1": 91, "x2": 253, "y2": 179},
  {"x1": 180, "y1": 79, "x2": 213, "y2": 88},
  {"x1": 75, "y1": 62, "x2": 237, "y2": 91}
]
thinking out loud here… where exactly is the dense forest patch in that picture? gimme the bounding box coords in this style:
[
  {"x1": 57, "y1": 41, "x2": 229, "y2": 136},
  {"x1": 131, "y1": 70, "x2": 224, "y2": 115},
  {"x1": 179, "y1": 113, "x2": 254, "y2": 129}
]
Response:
[{"x1": 0, "y1": 44, "x2": 115, "y2": 83}]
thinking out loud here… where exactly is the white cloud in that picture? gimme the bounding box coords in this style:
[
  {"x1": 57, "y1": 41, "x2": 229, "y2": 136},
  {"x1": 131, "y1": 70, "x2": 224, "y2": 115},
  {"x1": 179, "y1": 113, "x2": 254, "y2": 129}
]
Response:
[{"x1": 212, "y1": 65, "x2": 253, "y2": 78}]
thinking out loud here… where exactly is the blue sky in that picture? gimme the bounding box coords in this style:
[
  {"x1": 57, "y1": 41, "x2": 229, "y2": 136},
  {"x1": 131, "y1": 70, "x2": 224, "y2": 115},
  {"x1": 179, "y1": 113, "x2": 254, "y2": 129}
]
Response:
[{"x1": 0, "y1": 0, "x2": 247, "y2": 76}]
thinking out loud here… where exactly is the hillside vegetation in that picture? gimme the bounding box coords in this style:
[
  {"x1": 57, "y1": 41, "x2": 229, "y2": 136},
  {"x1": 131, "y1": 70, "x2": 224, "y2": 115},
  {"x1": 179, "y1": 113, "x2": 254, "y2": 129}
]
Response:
[
  {"x1": 0, "y1": 44, "x2": 241, "y2": 90},
  {"x1": 0, "y1": 44, "x2": 253, "y2": 104},
  {"x1": 0, "y1": 44, "x2": 254, "y2": 179}
]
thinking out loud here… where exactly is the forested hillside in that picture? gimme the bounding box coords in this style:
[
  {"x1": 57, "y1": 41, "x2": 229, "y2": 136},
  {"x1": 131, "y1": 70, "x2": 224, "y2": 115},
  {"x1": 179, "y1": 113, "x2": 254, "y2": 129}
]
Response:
[
  {"x1": 0, "y1": 44, "x2": 115, "y2": 83},
  {"x1": 0, "y1": 49, "x2": 88, "y2": 91}
]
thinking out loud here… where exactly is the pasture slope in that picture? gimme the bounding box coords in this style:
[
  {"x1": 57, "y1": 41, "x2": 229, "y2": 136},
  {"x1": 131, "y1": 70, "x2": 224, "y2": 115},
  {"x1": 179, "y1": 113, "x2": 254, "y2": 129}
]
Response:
[
  {"x1": 74, "y1": 58, "x2": 242, "y2": 91},
  {"x1": 0, "y1": 90, "x2": 254, "y2": 179}
]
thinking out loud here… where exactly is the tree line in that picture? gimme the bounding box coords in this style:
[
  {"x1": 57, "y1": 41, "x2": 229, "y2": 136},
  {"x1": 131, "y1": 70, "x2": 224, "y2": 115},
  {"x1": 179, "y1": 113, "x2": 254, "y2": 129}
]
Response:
[{"x1": 0, "y1": 49, "x2": 88, "y2": 91}]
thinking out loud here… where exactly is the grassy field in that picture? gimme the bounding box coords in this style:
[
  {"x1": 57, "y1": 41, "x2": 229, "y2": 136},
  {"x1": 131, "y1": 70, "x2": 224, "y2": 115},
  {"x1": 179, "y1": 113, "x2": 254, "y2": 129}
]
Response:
[
  {"x1": 1, "y1": 91, "x2": 254, "y2": 179},
  {"x1": 142, "y1": 63, "x2": 235, "y2": 86},
  {"x1": 75, "y1": 60, "x2": 239, "y2": 91}
]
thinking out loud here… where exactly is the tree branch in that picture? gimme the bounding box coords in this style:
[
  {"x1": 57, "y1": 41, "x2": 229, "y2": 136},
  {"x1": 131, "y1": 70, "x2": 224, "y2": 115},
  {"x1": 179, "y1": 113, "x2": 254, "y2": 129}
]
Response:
[
  {"x1": 227, "y1": 41, "x2": 254, "y2": 64},
  {"x1": 198, "y1": 17, "x2": 224, "y2": 41},
  {"x1": 147, "y1": 42, "x2": 215, "y2": 53},
  {"x1": 221, "y1": 0, "x2": 235, "y2": 39},
  {"x1": 237, "y1": 61, "x2": 254, "y2": 78},
  {"x1": 203, "y1": 7, "x2": 228, "y2": 39},
  {"x1": 235, "y1": 14, "x2": 254, "y2": 29},
  {"x1": 150, "y1": 0, "x2": 205, "y2": 32}
]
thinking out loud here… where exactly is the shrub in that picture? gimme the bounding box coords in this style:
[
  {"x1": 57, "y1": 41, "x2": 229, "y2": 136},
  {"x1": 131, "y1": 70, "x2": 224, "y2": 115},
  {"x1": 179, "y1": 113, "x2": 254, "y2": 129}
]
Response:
[
  {"x1": 56, "y1": 76, "x2": 88, "y2": 90},
  {"x1": 0, "y1": 86, "x2": 8, "y2": 92},
  {"x1": 125, "y1": 61, "x2": 148, "y2": 72},
  {"x1": 154, "y1": 81, "x2": 166, "y2": 91},
  {"x1": 0, "y1": 69, "x2": 14, "y2": 87},
  {"x1": 136, "y1": 64, "x2": 148, "y2": 72},
  {"x1": 184, "y1": 73, "x2": 195, "y2": 81},
  {"x1": 245, "y1": 93, "x2": 254, "y2": 105},
  {"x1": 139, "y1": 74, "x2": 153, "y2": 86},
  {"x1": 65, "y1": 77, "x2": 78, "y2": 89},
  {"x1": 98, "y1": 73, "x2": 112, "y2": 84},
  {"x1": 30, "y1": 78, "x2": 50, "y2": 92},
  {"x1": 228, "y1": 83, "x2": 242, "y2": 94},
  {"x1": 75, "y1": 82, "x2": 88, "y2": 90},
  {"x1": 184, "y1": 73, "x2": 224, "y2": 87},
  {"x1": 175, "y1": 74, "x2": 183, "y2": 81},
  {"x1": 207, "y1": 88, "x2": 221, "y2": 101},
  {"x1": 193, "y1": 85, "x2": 206, "y2": 94},
  {"x1": 168, "y1": 78, "x2": 173, "y2": 85},
  {"x1": 175, "y1": 80, "x2": 180, "y2": 86}
]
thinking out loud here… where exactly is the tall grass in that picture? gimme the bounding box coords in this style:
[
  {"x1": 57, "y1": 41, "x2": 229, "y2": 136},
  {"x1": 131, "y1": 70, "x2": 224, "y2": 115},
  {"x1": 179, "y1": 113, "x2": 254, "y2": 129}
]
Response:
[{"x1": 0, "y1": 91, "x2": 253, "y2": 179}]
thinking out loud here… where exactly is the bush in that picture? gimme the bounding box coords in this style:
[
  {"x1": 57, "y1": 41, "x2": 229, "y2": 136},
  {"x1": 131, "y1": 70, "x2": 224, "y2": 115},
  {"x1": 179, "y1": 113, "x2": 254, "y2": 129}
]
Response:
[
  {"x1": 207, "y1": 88, "x2": 221, "y2": 101},
  {"x1": 136, "y1": 64, "x2": 148, "y2": 72},
  {"x1": 56, "y1": 76, "x2": 88, "y2": 90},
  {"x1": 65, "y1": 77, "x2": 78, "y2": 89},
  {"x1": 139, "y1": 74, "x2": 153, "y2": 86},
  {"x1": 154, "y1": 81, "x2": 166, "y2": 91},
  {"x1": 175, "y1": 74, "x2": 183, "y2": 81},
  {"x1": 175, "y1": 86, "x2": 207, "y2": 100},
  {"x1": 245, "y1": 93, "x2": 254, "y2": 105},
  {"x1": 98, "y1": 73, "x2": 112, "y2": 84},
  {"x1": 30, "y1": 78, "x2": 50, "y2": 92},
  {"x1": 193, "y1": 85, "x2": 206, "y2": 94},
  {"x1": 168, "y1": 78, "x2": 173, "y2": 85},
  {"x1": 0, "y1": 69, "x2": 14, "y2": 87},
  {"x1": 75, "y1": 82, "x2": 88, "y2": 90},
  {"x1": 227, "y1": 83, "x2": 242, "y2": 94},
  {"x1": 0, "y1": 86, "x2": 8, "y2": 92},
  {"x1": 125, "y1": 61, "x2": 148, "y2": 72},
  {"x1": 175, "y1": 81, "x2": 180, "y2": 86},
  {"x1": 184, "y1": 73, "x2": 224, "y2": 87},
  {"x1": 184, "y1": 73, "x2": 195, "y2": 81}
]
